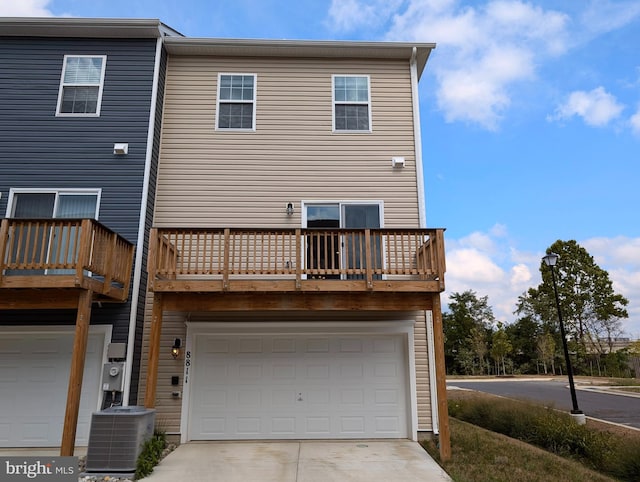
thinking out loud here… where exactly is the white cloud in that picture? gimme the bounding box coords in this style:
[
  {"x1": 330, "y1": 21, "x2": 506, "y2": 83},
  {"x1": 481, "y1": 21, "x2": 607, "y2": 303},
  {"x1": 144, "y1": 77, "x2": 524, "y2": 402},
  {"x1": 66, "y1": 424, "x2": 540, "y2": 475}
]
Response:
[
  {"x1": 327, "y1": 1, "x2": 640, "y2": 131},
  {"x1": 327, "y1": 0, "x2": 403, "y2": 32},
  {"x1": 447, "y1": 248, "x2": 504, "y2": 283},
  {"x1": 333, "y1": 0, "x2": 570, "y2": 130},
  {"x1": 0, "y1": 0, "x2": 53, "y2": 16},
  {"x1": 631, "y1": 105, "x2": 640, "y2": 135},
  {"x1": 510, "y1": 263, "x2": 531, "y2": 285},
  {"x1": 455, "y1": 230, "x2": 496, "y2": 252},
  {"x1": 444, "y1": 229, "x2": 640, "y2": 336},
  {"x1": 584, "y1": 236, "x2": 640, "y2": 337},
  {"x1": 583, "y1": 236, "x2": 640, "y2": 269},
  {"x1": 580, "y1": 0, "x2": 640, "y2": 36},
  {"x1": 549, "y1": 87, "x2": 624, "y2": 127}
]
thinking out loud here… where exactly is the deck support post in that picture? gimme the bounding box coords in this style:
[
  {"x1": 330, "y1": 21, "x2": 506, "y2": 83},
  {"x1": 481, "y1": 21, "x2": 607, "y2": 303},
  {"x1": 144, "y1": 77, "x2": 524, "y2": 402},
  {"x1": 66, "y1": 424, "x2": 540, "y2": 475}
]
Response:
[
  {"x1": 60, "y1": 290, "x2": 93, "y2": 456},
  {"x1": 144, "y1": 293, "x2": 164, "y2": 408},
  {"x1": 432, "y1": 292, "x2": 451, "y2": 461}
]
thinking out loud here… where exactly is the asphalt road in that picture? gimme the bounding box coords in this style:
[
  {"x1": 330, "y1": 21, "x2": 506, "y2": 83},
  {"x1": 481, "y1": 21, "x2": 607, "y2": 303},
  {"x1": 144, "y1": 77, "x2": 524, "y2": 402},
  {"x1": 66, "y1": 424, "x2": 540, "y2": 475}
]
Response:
[{"x1": 447, "y1": 379, "x2": 640, "y2": 429}]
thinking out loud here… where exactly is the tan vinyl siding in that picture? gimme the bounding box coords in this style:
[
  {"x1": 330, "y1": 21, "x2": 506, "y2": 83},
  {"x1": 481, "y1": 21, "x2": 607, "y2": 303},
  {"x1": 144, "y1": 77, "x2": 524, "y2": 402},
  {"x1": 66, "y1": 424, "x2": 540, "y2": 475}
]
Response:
[
  {"x1": 142, "y1": 52, "x2": 434, "y2": 437},
  {"x1": 414, "y1": 311, "x2": 433, "y2": 431},
  {"x1": 155, "y1": 56, "x2": 420, "y2": 228},
  {"x1": 137, "y1": 294, "x2": 186, "y2": 433}
]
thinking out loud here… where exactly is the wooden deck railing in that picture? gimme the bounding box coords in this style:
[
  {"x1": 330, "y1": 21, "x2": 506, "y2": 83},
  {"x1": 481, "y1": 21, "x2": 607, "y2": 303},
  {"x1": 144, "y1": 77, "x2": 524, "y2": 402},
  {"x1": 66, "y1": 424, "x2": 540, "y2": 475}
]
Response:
[
  {"x1": 0, "y1": 218, "x2": 135, "y2": 301},
  {"x1": 148, "y1": 227, "x2": 445, "y2": 292}
]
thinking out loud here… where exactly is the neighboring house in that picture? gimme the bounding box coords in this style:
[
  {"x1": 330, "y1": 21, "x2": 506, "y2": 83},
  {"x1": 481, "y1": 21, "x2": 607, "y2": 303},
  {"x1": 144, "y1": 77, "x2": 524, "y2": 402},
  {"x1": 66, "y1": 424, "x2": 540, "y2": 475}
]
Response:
[
  {"x1": 0, "y1": 18, "x2": 180, "y2": 455},
  {"x1": 140, "y1": 38, "x2": 449, "y2": 449},
  {"x1": 590, "y1": 337, "x2": 632, "y2": 354}
]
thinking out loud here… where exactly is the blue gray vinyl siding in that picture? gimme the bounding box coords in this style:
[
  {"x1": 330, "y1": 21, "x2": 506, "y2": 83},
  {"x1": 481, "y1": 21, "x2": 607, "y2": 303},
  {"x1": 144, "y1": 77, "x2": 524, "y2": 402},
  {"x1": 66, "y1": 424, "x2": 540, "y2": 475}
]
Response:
[{"x1": 0, "y1": 37, "x2": 161, "y2": 399}]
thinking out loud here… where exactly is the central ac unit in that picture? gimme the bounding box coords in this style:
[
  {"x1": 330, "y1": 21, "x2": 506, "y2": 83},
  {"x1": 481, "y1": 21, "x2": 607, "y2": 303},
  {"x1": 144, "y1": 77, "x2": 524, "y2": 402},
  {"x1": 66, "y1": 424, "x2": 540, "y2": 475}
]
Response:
[{"x1": 85, "y1": 406, "x2": 156, "y2": 473}]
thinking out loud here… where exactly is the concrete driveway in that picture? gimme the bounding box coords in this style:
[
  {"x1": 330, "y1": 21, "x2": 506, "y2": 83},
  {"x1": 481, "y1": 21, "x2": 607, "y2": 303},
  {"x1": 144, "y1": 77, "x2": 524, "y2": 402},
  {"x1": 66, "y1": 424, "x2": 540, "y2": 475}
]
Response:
[{"x1": 144, "y1": 440, "x2": 451, "y2": 482}]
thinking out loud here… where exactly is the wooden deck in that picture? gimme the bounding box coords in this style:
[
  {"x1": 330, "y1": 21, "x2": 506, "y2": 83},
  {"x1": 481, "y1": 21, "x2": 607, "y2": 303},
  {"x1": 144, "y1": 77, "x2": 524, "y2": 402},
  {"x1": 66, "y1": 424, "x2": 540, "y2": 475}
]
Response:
[
  {"x1": 149, "y1": 227, "x2": 445, "y2": 293},
  {"x1": 0, "y1": 218, "x2": 135, "y2": 308}
]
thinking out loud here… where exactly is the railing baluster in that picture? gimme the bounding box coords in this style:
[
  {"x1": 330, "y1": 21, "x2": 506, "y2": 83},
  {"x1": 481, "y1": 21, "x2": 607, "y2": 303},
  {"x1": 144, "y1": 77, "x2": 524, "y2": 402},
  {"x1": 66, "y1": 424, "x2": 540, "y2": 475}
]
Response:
[
  {"x1": 14, "y1": 221, "x2": 25, "y2": 268},
  {"x1": 0, "y1": 219, "x2": 8, "y2": 284},
  {"x1": 223, "y1": 228, "x2": 230, "y2": 290},
  {"x1": 142, "y1": 227, "x2": 444, "y2": 291}
]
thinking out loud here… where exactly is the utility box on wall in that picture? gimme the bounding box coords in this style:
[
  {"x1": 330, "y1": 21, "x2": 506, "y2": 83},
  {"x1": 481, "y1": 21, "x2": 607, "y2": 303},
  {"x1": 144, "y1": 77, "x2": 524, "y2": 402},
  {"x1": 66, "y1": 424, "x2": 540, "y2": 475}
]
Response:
[{"x1": 102, "y1": 362, "x2": 125, "y2": 392}]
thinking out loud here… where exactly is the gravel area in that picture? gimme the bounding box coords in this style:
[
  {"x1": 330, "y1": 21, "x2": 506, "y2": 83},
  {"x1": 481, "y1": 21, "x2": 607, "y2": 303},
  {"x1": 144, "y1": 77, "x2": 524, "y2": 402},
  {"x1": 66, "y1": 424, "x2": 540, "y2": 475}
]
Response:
[{"x1": 78, "y1": 443, "x2": 177, "y2": 482}]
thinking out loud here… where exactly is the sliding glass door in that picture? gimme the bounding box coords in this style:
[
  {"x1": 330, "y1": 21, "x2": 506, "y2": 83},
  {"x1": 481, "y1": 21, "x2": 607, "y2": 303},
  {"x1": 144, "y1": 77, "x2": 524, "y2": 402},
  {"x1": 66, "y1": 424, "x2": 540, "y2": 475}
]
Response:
[
  {"x1": 9, "y1": 191, "x2": 99, "y2": 273},
  {"x1": 305, "y1": 202, "x2": 382, "y2": 279}
]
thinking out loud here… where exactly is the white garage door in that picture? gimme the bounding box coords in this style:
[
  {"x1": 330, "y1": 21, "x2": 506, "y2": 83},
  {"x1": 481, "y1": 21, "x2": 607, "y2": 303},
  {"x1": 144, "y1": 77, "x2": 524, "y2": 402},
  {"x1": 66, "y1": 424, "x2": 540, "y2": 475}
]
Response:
[
  {"x1": 188, "y1": 333, "x2": 409, "y2": 440},
  {"x1": 0, "y1": 329, "x2": 106, "y2": 447}
]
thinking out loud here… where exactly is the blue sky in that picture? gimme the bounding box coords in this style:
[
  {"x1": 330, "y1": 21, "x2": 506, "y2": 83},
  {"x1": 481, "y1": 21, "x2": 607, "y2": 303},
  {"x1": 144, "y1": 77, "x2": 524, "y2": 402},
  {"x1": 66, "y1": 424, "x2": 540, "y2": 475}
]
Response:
[{"x1": 4, "y1": 0, "x2": 640, "y2": 337}]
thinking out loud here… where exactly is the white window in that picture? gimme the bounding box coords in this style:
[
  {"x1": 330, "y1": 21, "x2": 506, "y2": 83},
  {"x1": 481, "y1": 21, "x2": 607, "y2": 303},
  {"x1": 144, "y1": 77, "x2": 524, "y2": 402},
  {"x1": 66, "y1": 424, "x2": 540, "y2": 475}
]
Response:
[
  {"x1": 332, "y1": 75, "x2": 371, "y2": 132},
  {"x1": 56, "y1": 55, "x2": 107, "y2": 116},
  {"x1": 8, "y1": 189, "x2": 100, "y2": 219},
  {"x1": 216, "y1": 74, "x2": 256, "y2": 130}
]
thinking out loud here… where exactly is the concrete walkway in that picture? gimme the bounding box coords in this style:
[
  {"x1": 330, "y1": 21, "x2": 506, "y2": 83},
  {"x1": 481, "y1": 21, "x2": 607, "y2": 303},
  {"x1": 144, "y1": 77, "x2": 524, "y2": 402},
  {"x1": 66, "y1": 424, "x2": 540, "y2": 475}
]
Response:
[{"x1": 144, "y1": 440, "x2": 451, "y2": 482}]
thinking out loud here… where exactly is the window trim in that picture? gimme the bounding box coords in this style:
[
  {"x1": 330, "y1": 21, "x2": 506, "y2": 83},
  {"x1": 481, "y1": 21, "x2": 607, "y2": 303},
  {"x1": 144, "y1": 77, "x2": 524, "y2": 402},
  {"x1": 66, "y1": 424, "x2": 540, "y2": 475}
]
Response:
[
  {"x1": 6, "y1": 188, "x2": 102, "y2": 219},
  {"x1": 56, "y1": 55, "x2": 107, "y2": 117},
  {"x1": 215, "y1": 73, "x2": 257, "y2": 132},
  {"x1": 332, "y1": 74, "x2": 372, "y2": 133}
]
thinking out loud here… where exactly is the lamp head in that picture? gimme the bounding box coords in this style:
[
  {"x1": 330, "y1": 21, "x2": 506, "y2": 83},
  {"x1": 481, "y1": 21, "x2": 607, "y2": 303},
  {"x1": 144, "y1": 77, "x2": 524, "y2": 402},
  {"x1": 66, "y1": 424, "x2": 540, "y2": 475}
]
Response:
[{"x1": 542, "y1": 252, "x2": 559, "y2": 267}]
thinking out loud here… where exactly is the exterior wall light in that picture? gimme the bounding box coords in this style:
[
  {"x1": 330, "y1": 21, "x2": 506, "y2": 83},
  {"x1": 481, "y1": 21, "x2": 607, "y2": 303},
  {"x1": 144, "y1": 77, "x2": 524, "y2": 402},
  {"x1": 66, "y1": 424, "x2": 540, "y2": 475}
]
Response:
[
  {"x1": 171, "y1": 338, "x2": 181, "y2": 359},
  {"x1": 286, "y1": 202, "x2": 294, "y2": 216}
]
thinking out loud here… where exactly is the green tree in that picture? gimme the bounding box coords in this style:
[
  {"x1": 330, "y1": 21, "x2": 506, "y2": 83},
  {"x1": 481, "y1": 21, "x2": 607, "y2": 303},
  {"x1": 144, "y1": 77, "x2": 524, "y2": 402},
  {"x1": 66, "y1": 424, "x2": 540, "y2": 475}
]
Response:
[
  {"x1": 443, "y1": 290, "x2": 495, "y2": 374},
  {"x1": 505, "y1": 315, "x2": 542, "y2": 373},
  {"x1": 491, "y1": 323, "x2": 513, "y2": 375},
  {"x1": 536, "y1": 332, "x2": 556, "y2": 374},
  {"x1": 468, "y1": 325, "x2": 489, "y2": 375},
  {"x1": 517, "y1": 240, "x2": 629, "y2": 373}
]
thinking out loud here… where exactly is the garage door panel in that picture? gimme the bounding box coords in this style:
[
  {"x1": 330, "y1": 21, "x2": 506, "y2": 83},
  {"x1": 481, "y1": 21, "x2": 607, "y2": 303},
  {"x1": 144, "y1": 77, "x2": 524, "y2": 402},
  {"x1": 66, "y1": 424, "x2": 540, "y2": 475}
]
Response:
[
  {"x1": 305, "y1": 338, "x2": 329, "y2": 352},
  {"x1": 201, "y1": 417, "x2": 225, "y2": 435},
  {"x1": 272, "y1": 338, "x2": 296, "y2": 353},
  {"x1": 340, "y1": 416, "x2": 365, "y2": 434},
  {"x1": 272, "y1": 389, "x2": 297, "y2": 407},
  {"x1": 0, "y1": 330, "x2": 105, "y2": 447},
  {"x1": 189, "y1": 333, "x2": 408, "y2": 440},
  {"x1": 237, "y1": 363, "x2": 263, "y2": 379},
  {"x1": 376, "y1": 416, "x2": 401, "y2": 432},
  {"x1": 272, "y1": 417, "x2": 296, "y2": 434},
  {"x1": 239, "y1": 338, "x2": 263, "y2": 353}
]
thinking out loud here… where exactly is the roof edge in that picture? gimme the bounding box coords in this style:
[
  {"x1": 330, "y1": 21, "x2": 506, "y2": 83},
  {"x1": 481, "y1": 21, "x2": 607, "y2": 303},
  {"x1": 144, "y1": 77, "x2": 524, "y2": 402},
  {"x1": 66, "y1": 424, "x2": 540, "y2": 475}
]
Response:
[
  {"x1": 0, "y1": 17, "x2": 183, "y2": 38},
  {"x1": 164, "y1": 37, "x2": 436, "y2": 77}
]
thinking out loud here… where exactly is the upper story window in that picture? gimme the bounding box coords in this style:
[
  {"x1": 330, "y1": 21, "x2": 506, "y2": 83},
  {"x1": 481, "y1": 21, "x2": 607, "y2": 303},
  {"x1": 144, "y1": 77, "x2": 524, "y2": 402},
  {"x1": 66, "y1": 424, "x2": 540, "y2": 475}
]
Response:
[
  {"x1": 56, "y1": 55, "x2": 107, "y2": 116},
  {"x1": 333, "y1": 75, "x2": 371, "y2": 132},
  {"x1": 216, "y1": 74, "x2": 256, "y2": 130}
]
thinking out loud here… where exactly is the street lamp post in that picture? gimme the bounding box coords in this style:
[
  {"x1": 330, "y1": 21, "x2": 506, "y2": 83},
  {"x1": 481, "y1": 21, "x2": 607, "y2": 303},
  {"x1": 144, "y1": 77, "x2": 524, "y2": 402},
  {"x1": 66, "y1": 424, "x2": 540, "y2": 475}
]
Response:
[{"x1": 542, "y1": 252, "x2": 586, "y2": 425}]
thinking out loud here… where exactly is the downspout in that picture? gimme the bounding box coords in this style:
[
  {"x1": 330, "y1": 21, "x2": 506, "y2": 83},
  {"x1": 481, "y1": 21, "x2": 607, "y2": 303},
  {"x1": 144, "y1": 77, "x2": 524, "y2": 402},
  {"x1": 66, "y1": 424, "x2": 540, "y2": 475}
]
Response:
[
  {"x1": 411, "y1": 47, "x2": 427, "y2": 229},
  {"x1": 123, "y1": 36, "x2": 163, "y2": 405},
  {"x1": 410, "y1": 46, "x2": 440, "y2": 435}
]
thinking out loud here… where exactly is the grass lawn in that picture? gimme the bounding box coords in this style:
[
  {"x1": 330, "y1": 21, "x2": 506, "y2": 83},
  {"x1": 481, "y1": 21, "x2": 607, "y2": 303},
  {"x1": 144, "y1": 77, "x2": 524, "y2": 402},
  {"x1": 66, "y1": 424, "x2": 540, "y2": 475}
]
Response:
[
  {"x1": 423, "y1": 418, "x2": 616, "y2": 482},
  {"x1": 422, "y1": 386, "x2": 640, "y2": 481}
]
